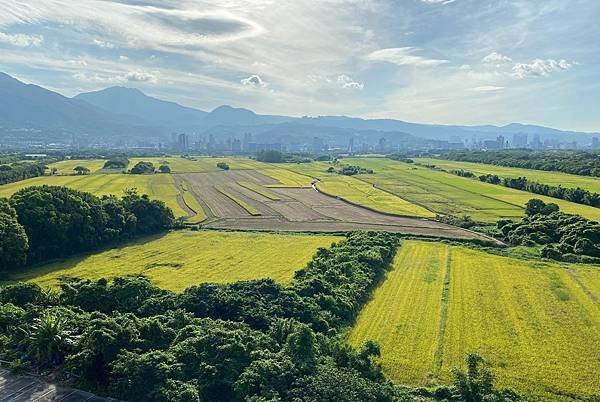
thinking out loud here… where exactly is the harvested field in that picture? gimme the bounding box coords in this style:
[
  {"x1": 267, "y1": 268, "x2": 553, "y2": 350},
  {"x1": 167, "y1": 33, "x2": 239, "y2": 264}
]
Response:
[{"x1": 180, "y1": 171, "x2": 499, "y2": 242}]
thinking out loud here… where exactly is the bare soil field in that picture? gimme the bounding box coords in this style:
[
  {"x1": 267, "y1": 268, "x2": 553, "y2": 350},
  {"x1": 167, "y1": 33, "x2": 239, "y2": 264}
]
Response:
[{"x1": 179, "y1": 171, "x2": 498, "y2": 242}]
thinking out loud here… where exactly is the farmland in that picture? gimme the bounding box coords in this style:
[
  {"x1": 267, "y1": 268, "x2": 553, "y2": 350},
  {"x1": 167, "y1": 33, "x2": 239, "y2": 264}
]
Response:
[
  {"x1": 348, "y1": 240, "x2": 600, "y2": 399},
  {"x1": 336, "y1": 157, "x2": 600, "y2": 222},
  {"x1": 6, "y1": 230, "x2": 339, "y2": 292},
  {"x1": 0, "y1": 172, "x2": 191, "y2": 218},
  {"x1": 415, "y1": 157, "x2": 600, "y2": 193}
]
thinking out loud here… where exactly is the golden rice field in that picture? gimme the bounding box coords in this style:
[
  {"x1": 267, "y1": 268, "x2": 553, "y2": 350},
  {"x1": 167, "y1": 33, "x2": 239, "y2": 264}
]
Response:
[
  {"x1": 316, "y1": 175, "x2": 435, "y2": 218},
  {"x1": 7, "y1": 231, "x2": 339, "y2": 292},
  {"x1": 415, "y1": 157, "x2": 600, "y2": 194},
  {"x1": 47, "y1": 159, "x2": 108, "y2": 175},
  {"x1": 129, "y1": 156, "x2": 267, "y2": 173},
  {"x1": 0, "y1": 173, "x2": 189, "y2": 218},
  {"x1": 348, "y1": 240, "x2": 600, "y2": 399}
]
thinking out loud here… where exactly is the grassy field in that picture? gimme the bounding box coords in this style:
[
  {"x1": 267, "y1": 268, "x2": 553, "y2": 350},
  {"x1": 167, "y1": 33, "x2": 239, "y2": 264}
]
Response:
[
  {"x1": 129, "y1": 156, "x2": 268, "y2": 173},
  {"x1": 316, "y1": 175, "x2": 435, "y2": 217},
  {"x1": 339, "y1": 157, "x2": 600, "y2": 222},
  {"x1": 7, "y1": 231, "x2": 339, "y2": 292},
  {"x1": 415, "y1": 158, "x2": 600, "y2": 194},
  {"x1": 348, "y1": 240, "x2": 600, "y2": 399},
  {"x1": 48, "y1": 159, "x2": 108, "y2": 175},
  {"x1": 260, "y1": 167, "x2": 314, "y2": 187},
  {"x1": 0, "y1": 173, "x2": 189, "y2": 218}
]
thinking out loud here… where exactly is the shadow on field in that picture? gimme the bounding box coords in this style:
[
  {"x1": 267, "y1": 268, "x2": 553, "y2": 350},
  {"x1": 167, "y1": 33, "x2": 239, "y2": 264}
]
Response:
[{"x1": 3, "y1": 232, "x2": 172, "y2": 285}]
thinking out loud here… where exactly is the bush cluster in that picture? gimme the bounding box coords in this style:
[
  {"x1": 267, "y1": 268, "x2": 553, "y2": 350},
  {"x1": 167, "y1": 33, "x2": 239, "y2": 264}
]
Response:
[
  {"x1": 498, "y1": 199, "x2": 600, "y2": 263},
  {"x1": 0, "y1": 186, "x2": 174, "y2": 271}
]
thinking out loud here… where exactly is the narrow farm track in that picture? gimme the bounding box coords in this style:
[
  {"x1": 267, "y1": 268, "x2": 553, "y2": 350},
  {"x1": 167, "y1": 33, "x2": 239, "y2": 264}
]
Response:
[{"x1": 181, "y1": 171, "x2": 500, "y2": 242}]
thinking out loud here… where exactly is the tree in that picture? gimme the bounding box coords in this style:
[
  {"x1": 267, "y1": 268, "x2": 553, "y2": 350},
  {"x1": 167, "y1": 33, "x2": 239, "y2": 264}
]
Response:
[
  {"x1": 28, "y1": 314, "x2": 73, "y2": 367},
  {"x1": 524, "y1": 198, "x2": 547, "y2": 216},
  {"x1": 256, "y1": 150, "x2": 283, "y2": 163},
  {"x1": 130, "y1": 161, "x2": 155, "y2": 174},
  {"x1": 452, "y1": 353, "x2": 495, "y2": 402},
  {"x1": 73, "y1": 166, "x2": 90, "y2": 175},
  {"x1": 158, "y1": 164, "x2": 171, "y2": 173},
  {"x1": 0, "y1": 199, "x2": 28, "y2": 271},
  {"x1": 216, "y1": 162, "x2": 230, "y2": 170},
  {"x1": 10, "y1": 186, "x2": 109, "y2": 262}
]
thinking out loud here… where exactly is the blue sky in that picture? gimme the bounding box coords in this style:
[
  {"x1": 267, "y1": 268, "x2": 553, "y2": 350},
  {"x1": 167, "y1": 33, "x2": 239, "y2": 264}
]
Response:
[{"x1": 0, "y1": 0, "x2": 598, "y2": 131}]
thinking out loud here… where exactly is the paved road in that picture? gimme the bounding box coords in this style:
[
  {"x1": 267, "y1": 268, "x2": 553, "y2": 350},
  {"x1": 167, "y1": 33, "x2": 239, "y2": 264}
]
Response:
[{"x1": 0, "y1": 369, "x2": 118, "y2": 402}]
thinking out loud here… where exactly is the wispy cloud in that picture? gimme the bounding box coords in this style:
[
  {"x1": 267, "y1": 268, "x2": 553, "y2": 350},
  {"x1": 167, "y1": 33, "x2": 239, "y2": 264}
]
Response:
[
  {"x1": 367, "y1": 47, "x2": 449, "y2": 67},
  {"x1": 0, "y1": 32, "x2": 43, "y2": 47},
  {"x1": 472, "y1": 85, "x2": 504, "y2": 92},
  {"x1": 93, "y1": 39, "x2": 115, "y2": 49},
  {"x1": 482, "y1": 52, "x2": 512, "y2": 64}
]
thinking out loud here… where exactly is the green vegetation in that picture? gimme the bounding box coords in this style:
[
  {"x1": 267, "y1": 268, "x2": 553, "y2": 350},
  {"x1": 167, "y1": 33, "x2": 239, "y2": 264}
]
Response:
[
  {"x1": 1, "y1": 186, "x2": 174, "y2": 269},
  {"x1": 416, "y1": 157, "x2": 600, "y2": 193},
  {"x1": 103, "y1": 157, "x2": 129, "y2": 170},
  {"x1": 238, "y1": 181, "x2": 281, "y2": 200},
  {"x1": 130, "y1": 160, "x2": 156, "y2": 174},
  {"x1": 418, "y1": 157, "x2": 600, "y2": 207},
  {"x1": 216, "y1": 161, "x2": 230, "y2": 170},
  {"x1": 0, "y1": 173, "x2": 189, "y2": 218},
  {"x1": 48, "y1": 159, "x2": 106, "y2": 175},
  {"x1": 349, "y1": 240, "x2": 600, "y2": 399},
  {"x1": 438, "y1": 149, "x2": 600, "y2": 177},
  {"x1": 6, "y1": 231, "x2": 339, "y2": 292},
  {"x1": 216, "y1": 186, "x2": 261, "y2": 215},
  {"x1": 0, "y1": 232, "x2": 421, "y2": 402},
  {"x1": 498, "y1": 199, "x2": 600, "y2": 263},
  {"x1": 338, "y1": 157, "x2": 600, "y2": 222},
  {"x1": 0, "y1": 161, "x2": 46, "y2": 185}
]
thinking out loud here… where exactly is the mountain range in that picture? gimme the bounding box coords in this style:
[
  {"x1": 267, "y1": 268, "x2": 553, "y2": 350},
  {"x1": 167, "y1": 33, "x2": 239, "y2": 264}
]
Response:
[{"x1": 0, "y1": 71, "x2": 597, "y2": 147}]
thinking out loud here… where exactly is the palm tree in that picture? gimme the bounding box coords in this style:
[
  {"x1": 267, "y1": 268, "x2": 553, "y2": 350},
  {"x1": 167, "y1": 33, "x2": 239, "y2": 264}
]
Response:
[{"x1": 28, "y1": 314, "x2": 73, "y2": 367}]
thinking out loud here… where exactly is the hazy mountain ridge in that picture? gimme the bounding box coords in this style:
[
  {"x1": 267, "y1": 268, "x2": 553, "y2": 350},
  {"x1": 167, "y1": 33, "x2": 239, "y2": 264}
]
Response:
[{"x1": 0, "y1": 72, "x2": 597, "y2": 146}]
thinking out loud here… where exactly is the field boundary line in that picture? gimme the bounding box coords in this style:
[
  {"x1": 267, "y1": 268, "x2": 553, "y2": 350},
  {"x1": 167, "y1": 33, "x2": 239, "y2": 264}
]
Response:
[
  {"x1": 432, "y1": 245, "x2": 452, "y2": 377},
  {"x1": 566, "y1": 268, "x2": 600, "y2": 308}
]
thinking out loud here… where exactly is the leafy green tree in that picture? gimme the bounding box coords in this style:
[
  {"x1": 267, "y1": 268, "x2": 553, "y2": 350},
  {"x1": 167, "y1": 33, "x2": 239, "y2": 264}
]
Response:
[
  {"x1": 10, "y1": 186, "x2": 109, "y2": 262},
  {"x1": 158, "y1": 164, "x2": 171, "y2": 173},
  {"x1": 73, "y1": 165, "x2": 90, "y2": 175},
  {"x1": 0, "y1": 199, "x2": 28, "y2": 271},
  {"x1": 130, "y1": 161, "x2": 155, "y2": 174}
]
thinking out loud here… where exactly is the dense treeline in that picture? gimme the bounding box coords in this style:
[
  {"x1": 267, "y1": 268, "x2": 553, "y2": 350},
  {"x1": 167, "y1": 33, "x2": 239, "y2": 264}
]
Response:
[
  {"x1": 0, "y1": 161, "x2": 47, "y2": 185},
  {"x1": 103, "y1": 156, "x2": 129, "y2": 169},
  {"x1": 443, "y1": 168, "x2": 600, "y2": 208},
  {"x1": 0, "y1": 232, "x2": 519, "y2": 401},
  {"x1": 439, "y1": 150, "x2": 600, "y2": 177},
  {"x1": 498, "y1": 199, "x2": 600, "y2": 263},
  {"x1": 0, "y1": 186, "x2": 174, "y2": 271}
]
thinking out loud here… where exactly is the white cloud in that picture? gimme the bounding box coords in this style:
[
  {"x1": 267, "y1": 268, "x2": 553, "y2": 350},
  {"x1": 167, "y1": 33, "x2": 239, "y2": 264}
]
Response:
[
  {"x1": 482, "y1": 52, "x2": 512, "y2": 64},
  {"x1": 73, "y1": 70, "x2": 157, "y2": 84},
  {"x1": 472, "y1": 86, "x2": 504, "y2": 92},
  {"x1": 0, "y1": 32, "x2": 43, "y2": 47},
  {"x1": 126, "y1": 71, "x2": 157, "y2": 83},
  {"x1": 512, "y1": 59, "x2": 572, "y2": 79},
  {"x1": 93, "y1": 39, "x2": 115, "y2": 49},
  {"x1": 119, "y1": 55, "x2": 128, "y2": 61},
  {"x1": 241, "y1": 74, "x2": 267, "y2": 87},
  {"x1": 337, "y1": 74, "x2": 364, "y2": 90},
  {"x1": 367, "y1": 47, "x2": 449, "y2": 67}
]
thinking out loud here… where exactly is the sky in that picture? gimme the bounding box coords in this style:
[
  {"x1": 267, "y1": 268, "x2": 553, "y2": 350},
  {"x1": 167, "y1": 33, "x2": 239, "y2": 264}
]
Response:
[{"x1": 0, "y1": 0, "x2": 599, "y2": 132}]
